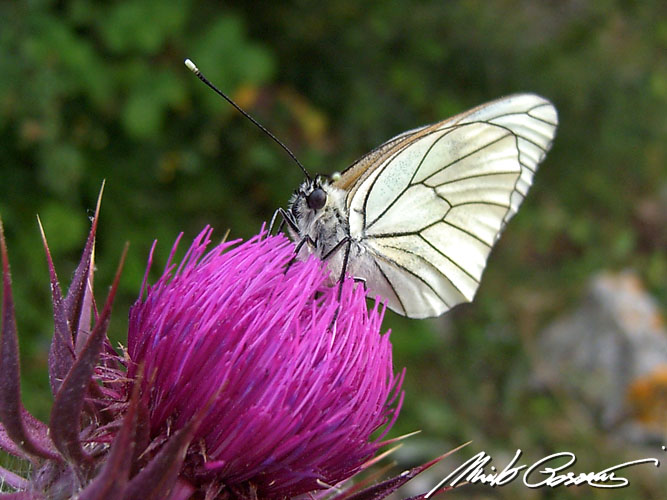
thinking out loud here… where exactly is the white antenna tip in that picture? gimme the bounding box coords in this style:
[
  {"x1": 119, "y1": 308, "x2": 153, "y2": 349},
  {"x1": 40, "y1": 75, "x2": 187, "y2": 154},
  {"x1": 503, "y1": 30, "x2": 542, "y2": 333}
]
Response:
[{"x1": 184, "y1": 58, "x2": 198, "y2": 74}]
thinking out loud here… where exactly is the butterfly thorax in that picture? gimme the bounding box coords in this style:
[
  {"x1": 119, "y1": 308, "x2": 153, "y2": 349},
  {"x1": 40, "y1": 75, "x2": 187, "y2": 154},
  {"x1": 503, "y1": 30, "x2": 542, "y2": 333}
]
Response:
[{"x1": 288, "y1": 178, "x2": 352, "y2": 258}]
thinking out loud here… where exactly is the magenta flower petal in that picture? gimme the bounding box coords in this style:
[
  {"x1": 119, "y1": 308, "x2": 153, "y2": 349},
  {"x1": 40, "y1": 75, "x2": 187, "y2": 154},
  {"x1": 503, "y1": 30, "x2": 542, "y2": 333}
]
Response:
[{"x1": 128, "y1": 228, "x2": 404, "y2": 498}]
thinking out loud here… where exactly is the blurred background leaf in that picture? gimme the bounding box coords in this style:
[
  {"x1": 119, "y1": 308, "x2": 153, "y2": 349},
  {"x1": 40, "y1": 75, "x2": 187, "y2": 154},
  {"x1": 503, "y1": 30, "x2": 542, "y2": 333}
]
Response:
[{"x1": 0, "y1": 1, "x2": 665, "y2": 498}]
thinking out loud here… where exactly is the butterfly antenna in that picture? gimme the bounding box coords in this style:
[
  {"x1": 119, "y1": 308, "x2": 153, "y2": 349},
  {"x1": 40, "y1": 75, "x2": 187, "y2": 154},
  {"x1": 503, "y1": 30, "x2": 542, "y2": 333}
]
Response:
[{"x1": 185, "y1": 58, "x2": 311, "y2": 181}]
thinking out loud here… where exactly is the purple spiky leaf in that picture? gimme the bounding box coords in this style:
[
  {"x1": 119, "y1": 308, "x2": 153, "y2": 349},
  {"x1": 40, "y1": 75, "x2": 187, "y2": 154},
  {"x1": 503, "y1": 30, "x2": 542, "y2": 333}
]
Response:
[
  {"x1": 333, "y1": 446, "x2": 466, "y2": 500},
  {"x1": 0, "y1": 464, "x2": 29, "y2": 491},
  {"x1": 123, "y1": 381, "x2": 220, "y2": 500},
  {"x1": 402, "y1": 491, "x2": 453, "y2": 500},
  {"x1": 332, "y1": 453, "x2": 399, "y2": 499},
  {"x1": 68, "y1": 187, "x2": 103, "y2": 354},
  {"x1": 21, "y1": 409, "x2": 55, "y2": 452},
  {"x1": 49, "y1": 243, "x2": 127, "y2": 466},
  {"x1": 0, "y1": 221, "x2": 58, "y2": 461},
  {"x1": 0, "y1": 411, "x2": 53, "y2": 460},
  {"x1": 74, "y1": 252, "x2": 95, "y2": 355},
  {"x1": 130, "y1": 393, "x2": 151, "y2": 475},
  {"x1": 38, "y1": 218, "x2": 76, "y2": 397},
  {"x1": 0, "y1": 424, "x2": 28, "y2": 459},
  {"x1": 164, "y1": 480, "x2": 196, "y2": 500},
  {"x1": 77, "y1": 366, "x2": 141, "y2": 500},
  {"x1": 0, "y1": 492, "x2": 43, "y2": 499},
  {"x1": 122, "y1": 415, "x2": 199, "y2": 500},
  {"x1": 334, "y1": 469, "x2": 417, "y2": 500}
]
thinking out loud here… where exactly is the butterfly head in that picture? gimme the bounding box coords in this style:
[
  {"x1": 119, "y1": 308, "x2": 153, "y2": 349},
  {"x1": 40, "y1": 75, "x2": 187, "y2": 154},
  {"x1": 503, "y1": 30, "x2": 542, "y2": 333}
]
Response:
[
  {"x1": 292, "y1": 175, "x2": 331, "y2": 215},
  {"x1": 288, "y1": 173, "x2": 348, "y2": 242}
]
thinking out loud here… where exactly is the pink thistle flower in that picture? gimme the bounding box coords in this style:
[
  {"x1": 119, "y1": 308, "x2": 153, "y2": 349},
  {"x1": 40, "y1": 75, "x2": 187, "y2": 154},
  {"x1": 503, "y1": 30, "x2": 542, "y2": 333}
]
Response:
[
  {"x1": 1, "y1": 194, "x2": 453, "y2": 500},
  {"x1": 127, "y1": 227, "x2": 405, "y2": 498}
]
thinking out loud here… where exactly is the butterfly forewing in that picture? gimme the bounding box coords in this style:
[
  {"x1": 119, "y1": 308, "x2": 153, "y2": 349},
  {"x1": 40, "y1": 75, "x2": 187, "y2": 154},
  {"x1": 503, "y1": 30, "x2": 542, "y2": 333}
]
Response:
[
  {"x1": 334, "y1": 123, "x2": 431, "y2": 195},
  {"x1": 335, "y1": 94, "x2": 558, "y2": 318}
]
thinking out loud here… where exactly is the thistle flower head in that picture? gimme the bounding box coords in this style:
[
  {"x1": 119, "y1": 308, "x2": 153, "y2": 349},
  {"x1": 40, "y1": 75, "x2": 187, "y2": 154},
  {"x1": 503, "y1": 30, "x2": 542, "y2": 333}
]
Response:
[
  {"x1": 128, "y1": 227, "x2": 404, "y2": 498},
  {"x1": 0, "y1": 202, "x2": 450, "y2": 500}
]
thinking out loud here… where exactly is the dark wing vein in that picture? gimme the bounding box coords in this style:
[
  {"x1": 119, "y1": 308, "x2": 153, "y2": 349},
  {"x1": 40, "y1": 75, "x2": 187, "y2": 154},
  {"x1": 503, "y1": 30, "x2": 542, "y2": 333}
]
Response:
[
  {"x1": 450, "y1": 200, "x2": 511, "y2": 209},
  {"x1": 372, "y1": 258, "x2": 407, "y2": 315},
  {"x1": 374, "y1": 243, "x2": 452, "y2": 309},
  {"x1": 527, "y1": 103, "x2": 559, "y2": 126},
  {"x1": 488, "y1": 121, "x2": 551, "y2": 155},
  {"x1": 441, "y1": 220, "x2": 492, "y2": 248},
  {"x1": 419, "y1": 127, "x2": 512, "y2": 184},
  {"x1": 362, "y1": 127, "x2": 448, "y2": 229},
  {"x1": 417, "y1": 234, "x2": 480, "y2": 284},
  {"x1": 365, "y1": 124, "x2": 514, "y2": 231},
  {"x1": 432, "y1": 170, "x2": 520, "y2": 188},
  {"x1": 475, "y1": 106, "x2": 558, "y2": 128}
]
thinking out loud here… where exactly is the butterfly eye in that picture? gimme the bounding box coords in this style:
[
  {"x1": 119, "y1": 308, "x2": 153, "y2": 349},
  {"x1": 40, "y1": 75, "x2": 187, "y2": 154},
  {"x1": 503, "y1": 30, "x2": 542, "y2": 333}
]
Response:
[{"x1": 307, "y1": 188, "x2": 327, "y2": 210}]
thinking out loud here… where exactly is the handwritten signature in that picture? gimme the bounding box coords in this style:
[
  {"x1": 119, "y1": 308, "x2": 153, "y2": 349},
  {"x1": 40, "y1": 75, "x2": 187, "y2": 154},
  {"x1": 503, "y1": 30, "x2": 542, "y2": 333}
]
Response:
[{"x1": 426, "y1": 448, "x2": 662, "y2": 497}]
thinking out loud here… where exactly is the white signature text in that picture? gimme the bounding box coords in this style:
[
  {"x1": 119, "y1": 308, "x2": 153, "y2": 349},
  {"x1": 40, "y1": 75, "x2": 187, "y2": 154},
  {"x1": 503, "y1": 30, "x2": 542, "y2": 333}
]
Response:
[{"x1": 426, "y1": 449, "x2": 661, "y2": 497}]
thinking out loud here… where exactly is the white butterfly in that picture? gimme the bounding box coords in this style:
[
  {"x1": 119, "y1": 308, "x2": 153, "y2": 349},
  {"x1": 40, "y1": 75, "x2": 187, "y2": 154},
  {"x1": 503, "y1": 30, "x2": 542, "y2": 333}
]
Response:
[
  {"x1": 184, "y1": 60, "x2": 557, "y2": 318},
  {"x1": 282, "y1": 94, "x2": 558, "y2": 318}
]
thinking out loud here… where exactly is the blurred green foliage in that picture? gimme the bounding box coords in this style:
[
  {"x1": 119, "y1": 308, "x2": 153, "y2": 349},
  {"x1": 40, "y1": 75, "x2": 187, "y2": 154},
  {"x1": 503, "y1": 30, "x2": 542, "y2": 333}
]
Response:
[{"x1": 0, "y1": 1, "x2": 665, "y2": 498}]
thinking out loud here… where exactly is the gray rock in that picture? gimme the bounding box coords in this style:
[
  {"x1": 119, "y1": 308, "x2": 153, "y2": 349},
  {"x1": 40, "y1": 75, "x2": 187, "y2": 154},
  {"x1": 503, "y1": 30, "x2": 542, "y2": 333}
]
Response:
[{"x1": 537, "y1": 270, "x2": 667, "y2": 434}]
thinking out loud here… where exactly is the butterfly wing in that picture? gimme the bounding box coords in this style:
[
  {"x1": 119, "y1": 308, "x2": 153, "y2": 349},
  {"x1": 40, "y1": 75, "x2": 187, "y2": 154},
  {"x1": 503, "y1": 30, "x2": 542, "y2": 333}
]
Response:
[{"x1": 336, "y1": 93, "x2": 558, "y2": 318}]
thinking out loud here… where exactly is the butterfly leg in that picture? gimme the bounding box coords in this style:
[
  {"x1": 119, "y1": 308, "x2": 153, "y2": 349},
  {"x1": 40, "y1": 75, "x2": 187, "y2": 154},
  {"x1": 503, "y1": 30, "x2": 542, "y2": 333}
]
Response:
[
  {"x1": 270, "y1": 207, "x2": 311, "y2": 274},
  {"x1": 320, "y1": 236, "x2": 353, "y2": 329},
  {"x1": 268, "y1": 208, "x2": 283, "y2": 235},
  {"x1": 294, "y1": 235, "x2": 317, "y2": 255},
  {"x1": 269, "y1": 208, "x2": 298, "y2": 236},
  {"x1": 284, "y1": 234, "x2": 317, "y2": 275},
  {"x1": 321, "y1": 237, "x2": 368, "y2": 295},
  {"x1": 338, "y1": 238, "x2": 353, "y2": 305},
  {"x1": 321, "y1": 236, "x2": 351, "y2": 278}
]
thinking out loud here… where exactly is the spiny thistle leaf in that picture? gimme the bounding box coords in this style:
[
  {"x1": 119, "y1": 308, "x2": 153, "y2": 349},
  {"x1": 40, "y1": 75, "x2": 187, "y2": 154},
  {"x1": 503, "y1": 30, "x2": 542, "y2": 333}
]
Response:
[
  {"x1": 38, "y1": 217, "x2": 76, "y2": 397},
  {"x1": 122, "y1": 381, "x2": 221, "y2": 500},
  {"x1": 333, "y1": 444, "x2": 469, "y2": 500},
  {"x1": 0, "y1": 220, "x2": 59, "y2": 461},
  {"x1": 122, "y1": 415, "x2": 199, "y2": 500},
  {"x1": 48, "y1": 243, "x2": 128, "y2": 466},
  {"x1": 66, "y1": 185, "x2": 102, "y2": 355},
  {"x1": 0, "y1": 491, "x2": 44, "y2": 499},
  {"x1": 48, "y1": 186, "x2": 103, "y2": 394},
  {"x1": 0, "y1": 464, "x2": 29, "y2": 491},
  {"x1": 77, "y1": 367, "x2": 141, "y2": 500}
]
